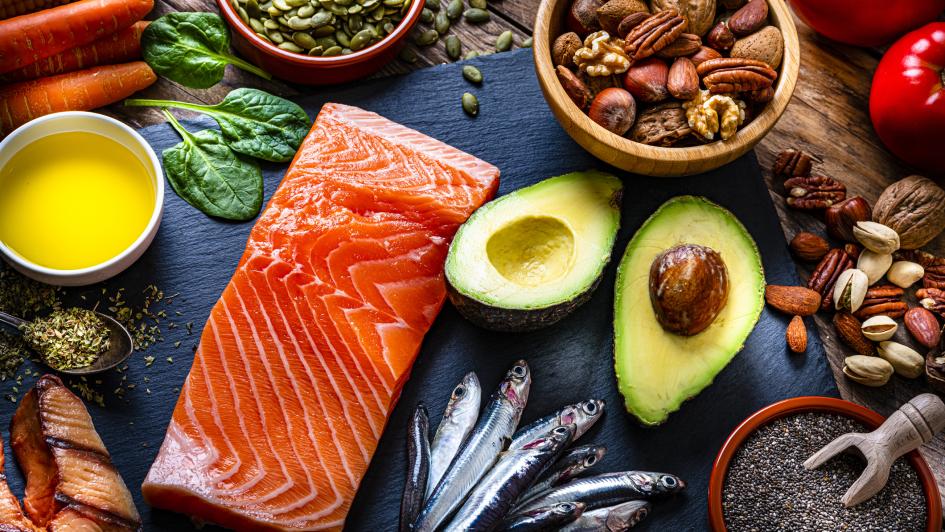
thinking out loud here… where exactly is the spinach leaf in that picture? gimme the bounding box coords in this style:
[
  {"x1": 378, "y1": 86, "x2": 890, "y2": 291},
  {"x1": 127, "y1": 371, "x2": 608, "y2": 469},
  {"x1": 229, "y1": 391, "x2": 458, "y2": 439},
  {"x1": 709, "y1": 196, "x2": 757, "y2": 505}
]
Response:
[
  {"x1": 142, "y1": 12, "x2": 271, "y2": 89},
  {"x1": 126, "y1": 89, "x2": 310, "y2": 162},
  {"x1": 161, "y1": 109, "x2": 263, "y2": 221}
]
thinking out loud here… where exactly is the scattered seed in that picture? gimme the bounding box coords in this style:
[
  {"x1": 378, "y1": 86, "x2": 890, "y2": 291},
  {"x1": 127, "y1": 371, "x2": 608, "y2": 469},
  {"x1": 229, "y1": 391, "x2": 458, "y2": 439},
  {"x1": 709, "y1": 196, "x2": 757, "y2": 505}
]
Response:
[
  {"x1": 495, "y1": 29, "x2": 512, "y2": 51},
  {"x1": 446, "y1": 0, "x2": 462, "y2": 19},
  {"x1": 469, "y1": 0, "x2": 486, "y2": 8},
  {"x1": 414, "y1": 28, "x2": 438, "y2": 46},
  {"x1": 463, "y1": 7, "x2": 489, "y2": 23},
  {"x1": 399, "y1": 46, "x2": 418, "y2": 62},
  {"x1": 464, "y1": 50, "x2": 479, "y2": 59},
  {"x1": 462, "y1": 64, "x2": 482, "y2": 83},
  {"x1": 462, "y1": 92, "x2": 478, "y2": 116},
  {"x1": 420, "y1": 7, "x2": 433, "y2": 23},
  {"x1": 425, "y1": 0, "x2": 439, "y2": 10},
  {"x1": 445, "y1": 34, "x2": 461, "y2": 59},
  {"x1": 522, "y1": 36, "x2": 532, "y2": 47},
  {"x1": 434, "y1": 10, "x2": 450, "y2": 34}
]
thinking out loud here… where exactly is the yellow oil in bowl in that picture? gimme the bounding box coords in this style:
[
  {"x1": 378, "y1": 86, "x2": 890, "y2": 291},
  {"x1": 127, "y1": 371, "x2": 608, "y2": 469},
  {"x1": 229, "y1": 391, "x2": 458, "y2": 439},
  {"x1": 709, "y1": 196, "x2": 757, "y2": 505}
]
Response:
[{"x1": 0, "y1": 131, "x2": 155, "y2": 270}]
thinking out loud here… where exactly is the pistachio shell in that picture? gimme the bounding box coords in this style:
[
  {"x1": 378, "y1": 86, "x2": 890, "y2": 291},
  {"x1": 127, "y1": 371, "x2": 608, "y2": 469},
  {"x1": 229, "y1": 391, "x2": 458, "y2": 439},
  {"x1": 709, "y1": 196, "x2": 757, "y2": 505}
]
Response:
[
  {"x1": 843, "y1": 355, "x2": 894, "y2": 387},
  {"x1": 887, "y1": 261, "x2": 924, "y2": 289},
  {"x1": 878, "y1": 341, "x2": 924, "y2": 378},
  {"x1": 853, "y1": 221, "x2": 900, "y2": 255},
  {"x1": 856, "y1": 250, "x2": 892, "y2": 286},
  {"x1": 833, "y1": 269, "x2": 868, "y2": 313},
  {"x1": 861, "y1": 315, "x2": 897, "y2": 341}
]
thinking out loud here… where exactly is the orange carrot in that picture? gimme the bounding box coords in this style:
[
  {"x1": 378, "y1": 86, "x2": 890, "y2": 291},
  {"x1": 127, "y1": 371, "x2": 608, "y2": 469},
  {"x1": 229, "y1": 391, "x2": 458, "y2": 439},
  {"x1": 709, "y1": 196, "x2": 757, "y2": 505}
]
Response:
[
  {"x1": 0, "y1": 0, "x2": 153, "y2": 75},
  {"x1": 0, "y1": 21, "x2": 149, "y2": 83},
  {"x1": 0, "y1": 61, "x2": 157, "y2": 135}
]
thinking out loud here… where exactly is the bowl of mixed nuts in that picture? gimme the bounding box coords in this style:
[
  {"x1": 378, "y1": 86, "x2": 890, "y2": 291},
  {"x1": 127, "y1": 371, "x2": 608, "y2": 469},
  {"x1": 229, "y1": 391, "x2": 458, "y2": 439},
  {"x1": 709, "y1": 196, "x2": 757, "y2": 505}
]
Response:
[
  {"x1": 218, "y1": 0, "x2": 424, "y2": 84},
  {"x1": 533, "y1": 0, "x2": 799, "y2": 176}
]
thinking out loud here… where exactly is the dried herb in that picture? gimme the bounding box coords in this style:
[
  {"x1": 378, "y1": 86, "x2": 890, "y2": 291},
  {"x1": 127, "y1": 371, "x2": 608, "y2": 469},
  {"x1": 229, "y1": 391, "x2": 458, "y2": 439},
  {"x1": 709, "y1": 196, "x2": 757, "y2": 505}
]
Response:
[{"x1": 21, "y1": 308, "x2": 110, "y2": 370}]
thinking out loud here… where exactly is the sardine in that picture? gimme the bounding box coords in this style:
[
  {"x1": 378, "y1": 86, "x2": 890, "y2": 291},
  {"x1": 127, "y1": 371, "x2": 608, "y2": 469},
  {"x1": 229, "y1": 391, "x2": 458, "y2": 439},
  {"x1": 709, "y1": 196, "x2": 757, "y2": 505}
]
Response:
[
  {"x1": 497, "y1": 501, "x2": 586, "y2": 531},
  {"x1": 427, "y1": 372, "x2": 481, "y2": 501},
  {"x1": 413, "y1": 361, "x2": 532, "y2": 532},
  {"x1": 400, "y1": 404, "x2": 430, "y2": 532},
  {"x1": 445, "y1": 424, "x2": 575, "y2": 531},
  {"x1": 514, "y1": 471, "x2": 685, "y2": 513},
  {"x1": 559, "y1": 500, "x2": 651, "y2": 531},
  {"x1": 509, "y1": 400, "x2": 604, "y2": 451},
  {"x1": 518, "y1": 444, "x2": 607, "y2": 506}
]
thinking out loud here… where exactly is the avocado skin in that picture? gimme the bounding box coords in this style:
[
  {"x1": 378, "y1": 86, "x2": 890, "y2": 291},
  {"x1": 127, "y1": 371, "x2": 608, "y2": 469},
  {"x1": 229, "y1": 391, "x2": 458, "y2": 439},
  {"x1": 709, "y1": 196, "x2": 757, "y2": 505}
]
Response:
[{"x1": 446, "y1": 273, "x2": 604, "y2": 332}]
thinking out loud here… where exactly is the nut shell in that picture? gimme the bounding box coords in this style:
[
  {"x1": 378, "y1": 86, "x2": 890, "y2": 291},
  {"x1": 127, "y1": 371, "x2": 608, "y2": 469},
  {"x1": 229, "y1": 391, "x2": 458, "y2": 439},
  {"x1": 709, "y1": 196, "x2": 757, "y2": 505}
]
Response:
[
  {"x1": 569, "y1": 0, "x2": 604, "y2": 34},
  {"x1": 597, "y1": 0, "x2": 649, "y2": 34},
  {"x1": 887, "y1": 260, "x2": 924, "y2": 289},
  {"x1": 843, "y1": 355, "x2": 893, "y2": 386},
  {"x1": 649, "y1": 243, "x2": 729, "y2": 336},
  {"x1": 650, "y1": 0, "x2": 715, "y2": 36},
  {"x1": 623, "y1": 57, "x2": 670, "y2": 102},
  {"x1": 853, "y1": 221, "x2": 900, "y2": 255},
  {"x1": 731, "y1": 25, "x2": 783, "y2": 69},
  {"x1": 553, "y1": 32, "x2": 583, "y2": 68},
  {"x1": 873, "y1": 175, "x2": 945, "y2": 250},
  {"x1": 628, "y1": 101, "x2": 692, "y2": 146},
  {"x1": 877, "y1": 341, "x2": 924, "y2": 379},
  {"x1": 861, "y1": 315, "x2": 897, "y2": 341},
  {"x1": 588, "y1": 87, "x2": 637, "y2": 135}
]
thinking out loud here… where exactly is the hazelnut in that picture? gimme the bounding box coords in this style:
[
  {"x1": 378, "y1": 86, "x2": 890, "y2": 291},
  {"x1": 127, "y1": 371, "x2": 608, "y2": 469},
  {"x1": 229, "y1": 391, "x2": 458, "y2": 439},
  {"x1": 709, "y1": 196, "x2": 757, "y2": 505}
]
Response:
[
  {"x1": 825, "y1": 196, "x2": 872, "y2": 243},
  {"x1": 689, "y1": 45, "x2": 722, "y2": 66},
  {"x1": 553, "y1": 32, "x2": 583, "y2": 68},
  {"x1": 622, "y1": 58, "x2": 669, "y2": 103},
  {"x1": 596, "y1": 0, "x2": 648, "y2": 35},
  {"x1": 568, "y1": 0, "x2": 603, "y2": 34},
  {"x1": 649, "y1": 244, "x2": 729, "y2": 336},
  {"x1": 587, "y1": 87, "x2": 637, "y2": 135},
  {"x1": 706, "y1": 20, "x2": 734, "y2": 51}
]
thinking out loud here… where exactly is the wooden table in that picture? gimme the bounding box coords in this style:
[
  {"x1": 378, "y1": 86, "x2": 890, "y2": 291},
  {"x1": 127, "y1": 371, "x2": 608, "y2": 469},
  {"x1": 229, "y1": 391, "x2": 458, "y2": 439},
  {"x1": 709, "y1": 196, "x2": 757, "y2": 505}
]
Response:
[{"x1": 116, "y1": 0, "x2": 945, "y2": 509}]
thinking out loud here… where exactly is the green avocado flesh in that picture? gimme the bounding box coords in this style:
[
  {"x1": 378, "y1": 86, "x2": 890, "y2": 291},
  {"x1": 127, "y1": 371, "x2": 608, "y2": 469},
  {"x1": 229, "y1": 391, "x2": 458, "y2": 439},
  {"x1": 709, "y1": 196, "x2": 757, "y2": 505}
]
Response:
[
  {"x1": 446, "y1": 171, "x2": 622, "y2": 331},
  {"x1": 614, "y1": 196, "x2": 765, "y2": 426}
]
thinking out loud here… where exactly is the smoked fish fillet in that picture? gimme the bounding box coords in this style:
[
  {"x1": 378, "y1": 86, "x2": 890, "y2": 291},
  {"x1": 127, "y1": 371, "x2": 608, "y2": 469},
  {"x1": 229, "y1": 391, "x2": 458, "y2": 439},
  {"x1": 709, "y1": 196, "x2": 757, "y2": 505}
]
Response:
[{"x1": 142, "y1": 103, "x2": 500, "y2": 530}]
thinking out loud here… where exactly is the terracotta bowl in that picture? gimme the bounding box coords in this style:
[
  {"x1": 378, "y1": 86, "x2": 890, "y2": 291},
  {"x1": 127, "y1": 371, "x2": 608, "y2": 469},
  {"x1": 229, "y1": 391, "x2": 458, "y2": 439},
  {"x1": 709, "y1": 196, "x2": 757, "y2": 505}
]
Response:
[
  {"x1": 216, "y1": 0, "x2": 423, "y2": 84},
  {"x1": 708, "y1": 396, "x2": 943, "y2": 532},
  {"x1": 532, "y1": 0, "x2": 800, "y2": 176}
]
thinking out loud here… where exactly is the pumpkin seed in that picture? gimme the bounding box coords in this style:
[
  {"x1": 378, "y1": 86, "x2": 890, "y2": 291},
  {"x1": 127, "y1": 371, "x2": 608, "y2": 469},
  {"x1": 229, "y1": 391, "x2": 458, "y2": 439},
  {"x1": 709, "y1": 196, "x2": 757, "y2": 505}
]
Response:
[
  {"x1": 314, "y1": 24, "x2": 336, "y2": 36},
  {"x1": 346, "y1": 13, "x2": 363, "y2": 32},
  {"x1": 462, "y1": 64, "x2": 482, "y2": 83},
  {"x1": 311, "y1": 9, "x2": 333, "y2": 25},
  {"x1": 362, "y1": 0, "x2": 379, "y2": 8},
  {"x1": 278, "y1": 41, "x2": 305, "y2": 52},
  {"x1": 370, "y1": 7, "x2": 386, "y2": 20},
  {"x1": 267, "y1": 29, "x2": 285, "y2": 42},
  {"x1": 349, "y1": 28, "x2": 373, "y2": 49},
  {"x1": 249, "y1": 17, "x2": 266, "y2": 32},
  {"x1": 469, "y1": 0, "x2": 485, "y2": 8},
  {"x1": 400, "y1": 47, "x2": 418, "y2": 62},
  {"x1": 347, "y1": 4, "x2": 362, "y2": 12},
  {"x1": 522, "y1": 36, "x2": 532, "y2": 47},
  {"x1": 462, "y1": 92, "x2": 478, "y2": 116},
  {"x1": 446, "y1": 0, "x2": 462, "y2": 19},
  {"x1": 308, "y1": 45, "x2": 324, "y2": 55},
  {"x1": 382, "y1": 21, "x2": 394, "y2": 34},
  {"x1": 267, "y1": 5, "x2": 281, "y2": 15},
  {"x1": 382, "y1": 0, "x2": 402, "y2": 5},
  {"x1": 287, "y1": 0, "x2": 308, "y2": 6},
  {"x1": 414, "y1": 28, "x2": 438, "y2": 46},
  {"x1": 435, "y1": 15, "x2": 452, "y2": 37},
  {"x1": 334, "y1": 0, "x2": 353, "y2": 5},
  {"x1": 495, "y1": 30, "x2": 512, "y2": 51},
  {"x1": 273, "y1": 0, "x2": 291, "y2": 10},
  {"x1": 464, "y1": 50, "x2": 479, "y2": 59},
  {"x1": 237, "y1": 6, "x2": 250, "y2": 22},
  {"x1": 322, "y1": 45, "x2": 343, "y2": 55},
  {"x1": 316, "y1": 35, "x2": 338, "y2": 47},
  {"x1": 400, "y1": 0, "x2": 411, "y2": 15},
  {"x1": 293, "y1": 31, "x2": 318, "y2": 48},
  {"x1": 255, "y1": 31, "x2": 272, "y2": 42},
  {"x1": 246, "y1": 0, "x2": 262, "y2": 17},
  {"x1": 425, "y1": 0, "x2": 439, "y2": 10},
  {"x1": 287, "y1": 15, "x2": 314, "y2": 29},
  {"x1": 420, "y1": 7, "x2": 433, "y2": 23},
  {"x1": 297, "y1": 4, "x2": 315, "y2": 16},
  {"x1": 342, "y1": 47, "x2": 353, "y2": 54},
  {"x1": 463, "y1": 7, "x2": 488, "y2": 22},
  {"x1": 335, "y1": 29, "x2": 351, "y2": 46},
  {"x1": 445, "y1": 34, "x2": 461, "y2": 59},
  {"x1": 264, "y1": 17, "x2": 280, "y2": 28}
]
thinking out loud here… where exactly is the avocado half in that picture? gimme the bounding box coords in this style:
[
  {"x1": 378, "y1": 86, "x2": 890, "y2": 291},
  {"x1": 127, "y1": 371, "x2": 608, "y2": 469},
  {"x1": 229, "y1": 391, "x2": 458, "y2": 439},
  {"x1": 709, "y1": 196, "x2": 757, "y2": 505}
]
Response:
[
  {"x1": 446, "y1": 171, "x2": 622, "y2": 332},
  {"x1": 614, "y1": 196, "x2": 765, "y2": 426}
]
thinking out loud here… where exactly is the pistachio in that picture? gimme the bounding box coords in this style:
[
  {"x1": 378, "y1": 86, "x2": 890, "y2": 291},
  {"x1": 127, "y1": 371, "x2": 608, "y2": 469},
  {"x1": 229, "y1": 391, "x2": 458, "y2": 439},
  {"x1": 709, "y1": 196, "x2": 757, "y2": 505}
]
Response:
[
  {"x1": 887, "y1": 260, "x2": 925, "y2": 289},
  {"x1": 853, "y1": 221, "x2": 900, "y2": 255},
  {"x1": 462, "y1": 64, "x2": 482, "y2": 83},
  {"x1": 399, "y1": 46, "x2": 418, "y2": 62},
  {"x1": 861, "y1": 315, "x2": 898, "y2": 341},
  {"x1": 856, "y1": 249, "x2": 892, "y2": 286},
  {"x1": 462, "y1": 92, "x2": 479, "y2": 116},
  {"x1": 843, "y1": 355, "x2": 894, "y2": 387},
  {"x1": 833, "y1": 269, "x2": 868, "y2": 313},
  {"x1": 877, "y1": 341, "x2": 924, "y2": 378},
  {"x1": 495, "y1": 30, "x2": 513, "y2": 52}
]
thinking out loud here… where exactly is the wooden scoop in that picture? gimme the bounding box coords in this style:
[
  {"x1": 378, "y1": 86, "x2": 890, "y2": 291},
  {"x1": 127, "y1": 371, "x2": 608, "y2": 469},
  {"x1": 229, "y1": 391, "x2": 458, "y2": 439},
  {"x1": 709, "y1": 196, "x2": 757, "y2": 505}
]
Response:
[{"x1": 804, "y1": 393, "x2": 945, "y2": 507}]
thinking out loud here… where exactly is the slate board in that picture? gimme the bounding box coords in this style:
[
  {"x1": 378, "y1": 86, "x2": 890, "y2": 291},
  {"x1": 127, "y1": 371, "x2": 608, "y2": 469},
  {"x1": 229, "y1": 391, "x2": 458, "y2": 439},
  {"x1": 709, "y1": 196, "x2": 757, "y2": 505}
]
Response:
[{"x1": 0, "y1": 49, "x2": 838, "y2": 531}]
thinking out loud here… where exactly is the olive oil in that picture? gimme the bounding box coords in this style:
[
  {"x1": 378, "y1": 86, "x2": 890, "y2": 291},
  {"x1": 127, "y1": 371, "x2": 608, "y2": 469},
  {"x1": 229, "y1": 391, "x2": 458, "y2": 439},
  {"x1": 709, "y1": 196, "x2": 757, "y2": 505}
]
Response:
[{"x1": 0, "y1": 131, "x2": 155, "y2": 270}]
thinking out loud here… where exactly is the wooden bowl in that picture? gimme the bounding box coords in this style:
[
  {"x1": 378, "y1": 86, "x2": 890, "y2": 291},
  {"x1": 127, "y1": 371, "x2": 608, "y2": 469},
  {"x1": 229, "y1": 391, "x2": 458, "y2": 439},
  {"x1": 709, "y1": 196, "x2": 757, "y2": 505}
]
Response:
[
  {"x1": 707, "y1": 396, "x2": 943, "y2": 532},
  {"x1": 217, "y1": 0, "x2": 423, "y2": 85},
  {"x1": 532, "y1": 0, "x2": 800, "y2": 176}
]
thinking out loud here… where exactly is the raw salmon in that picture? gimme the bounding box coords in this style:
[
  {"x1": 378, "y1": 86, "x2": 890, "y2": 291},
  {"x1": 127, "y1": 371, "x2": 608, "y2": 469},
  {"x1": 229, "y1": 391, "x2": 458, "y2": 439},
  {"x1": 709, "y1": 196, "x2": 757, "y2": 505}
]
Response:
[
  {"x1": 7, "y1": 375, "x2": 140, "y2": 532},
  {"x1": 143, "y1": 103, "x2": 500, "y2": 530}
]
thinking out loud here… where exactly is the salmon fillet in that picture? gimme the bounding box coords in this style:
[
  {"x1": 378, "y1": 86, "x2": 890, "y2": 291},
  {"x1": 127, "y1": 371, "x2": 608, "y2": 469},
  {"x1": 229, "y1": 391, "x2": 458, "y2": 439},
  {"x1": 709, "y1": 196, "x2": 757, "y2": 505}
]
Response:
[
  {"x1": 143, "y1": 103, "x2": 500, "y2": 530},
  {"x1": 0, "y1": 440, "x2": 35, "y2": 532}
]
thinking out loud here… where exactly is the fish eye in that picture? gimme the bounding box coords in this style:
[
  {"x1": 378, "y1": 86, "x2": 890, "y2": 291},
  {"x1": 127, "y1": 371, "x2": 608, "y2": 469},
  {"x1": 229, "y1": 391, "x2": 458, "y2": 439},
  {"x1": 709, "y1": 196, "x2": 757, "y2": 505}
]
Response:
[
  {"x1": 557, "y1": 502, "x2": 575, "y2": 512},
  {"x1": 553, "y1": 426, "x2": 569, "y2": 436},
  {"x1": 583, "y1": 401, "x2": 598, "y2": 415},
  {"x1": 453, "y1": 385, "x2": 465, "y2": 398},
  {"x1": 511, "y1": 365, "x2": 526, "y2": 378},
  {"x1": 584, "y1": 455, "x2": 597, "y2": 467},
  {"x1": 662, "y1": 475, "x2": 677, "y2": 487}
]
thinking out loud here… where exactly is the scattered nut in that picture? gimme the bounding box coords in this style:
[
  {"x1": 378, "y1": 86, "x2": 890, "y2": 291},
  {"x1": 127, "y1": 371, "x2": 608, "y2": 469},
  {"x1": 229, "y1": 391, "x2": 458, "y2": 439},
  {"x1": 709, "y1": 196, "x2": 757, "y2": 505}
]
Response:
[
  {"x1": 575, "y1": 31, "x2": 631, "y2": 76},
  {"x1": 918, "y1": 287, "x2": 945, "y2": 320},
  {"x1": 623, "y1": 58, "x2": 670, "y2": 102},
  {"x1": 834, "y1": 312, "x2": 875, "y2": 356},
  {"x1": 683, "y1": 89, "x2": 745, "y2": 140},
  {"x1": 887, "y1": 260, "x2": 925, "y2": 289},
  {"x1": 731, "y1": 25, "x2": 783, "y2": 68},
  {"x1": 727, "y1": 0, "x2": 767, "y2": 36},
  {"x1": 569, "y1": 0, "x2": 604, "y2": 34},
  {"x1": 825, "y1": 196, "x2": 872, "y2": 243},
  {"x1": 772, "y1": 148, "x2": 812, "y2": 179},
  {"x1": 843, "y1": 355, "x2": 893, "y2": 386},
  {"x1": 784, "y1": 176, "x2": 846, "y2": 210},
  {"x1": 833, "y1": 268, "x2": 868, "y2": 313},
  {"x1": 877, "y1": 341, "x2": 924, "y2": 378},
  {"x1": 853, "y1": 221, "x2": 900, "y2": 255},
  {"x1": 786, "y1": 315, "x2": 807, "y2": 353},
  {"x1": 809, "y1": 248, "x2": 854, "y2": 311},
  {"x1": 587, "y1": 87, "x2": 637, "y2": 134},
  {"x1": 856, "y1": 249, "x2": 892, "y2": 286},
  {"x1": 861, "y1": 315, "x2": 898, "y2": 341},
  {"x1": 873, "y1": 174, "x2": 945, "y2": 250},
  {"x1": 553, "y1": 32, "x2": 583, "y2": 67},
  {"x1": 855, "y1": 284, "x2": 907, "y2": 320},
  {"x1": 765, "y1": 285, "x2": 821, "y2": 316},
  {"x1": 789, "y1": 232, "x2": 829, "y2": 262},
  {"x1": 667, "y1": 57, "x2": 699, "y2": 100},
  {"x1": 904, "y1": 307, "x2": 941, "y2": 349}
]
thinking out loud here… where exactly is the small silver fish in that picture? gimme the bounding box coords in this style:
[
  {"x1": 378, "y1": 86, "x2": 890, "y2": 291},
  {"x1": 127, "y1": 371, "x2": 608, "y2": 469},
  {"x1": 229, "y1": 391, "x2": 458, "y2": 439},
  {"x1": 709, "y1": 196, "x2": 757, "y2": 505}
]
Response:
[
  {"x1": 446, "y1": 424, "x2": 575, "y2": 531},
  {"x1": 497, "y1": 501, "x2": 586, "y2": 531},
  {"x1": 514, "y1": 471, "x2": 685, "y2": 513},
  {"x1": 413, "y1": 361, "x2": 532, "y2": 532},
  {"x1": 400, "y1": 404, "x2": 430, "y2": 532},
  {"x1": 518, "y1": 444, "x2": 607, "y2": 507},
  {"x1": 559, "y1": 500, "x2": 651, "y2": 532},
  {"x1": 509, "y1": 400, "x2": 604, "y2": 451},
  {"x1": 426, "y1": 372, "x2": 481, "y2": 501}
]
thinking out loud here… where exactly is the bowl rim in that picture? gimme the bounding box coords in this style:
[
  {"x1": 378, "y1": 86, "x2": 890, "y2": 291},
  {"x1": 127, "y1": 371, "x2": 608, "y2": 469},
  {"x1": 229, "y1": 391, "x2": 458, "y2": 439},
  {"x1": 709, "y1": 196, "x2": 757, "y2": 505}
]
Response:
[
  {"x1": 0, "y1": 111, "x2": 165, "y2": 279},
  {"x1": 217, "y1": 0, "x2": 424, "y2": 67},
  {"x1": 707, "y1": 395, "x2": 943, "y2": 532},
  {"x1": 531, "y1": 0, "x2": 800, "y2": 171}
]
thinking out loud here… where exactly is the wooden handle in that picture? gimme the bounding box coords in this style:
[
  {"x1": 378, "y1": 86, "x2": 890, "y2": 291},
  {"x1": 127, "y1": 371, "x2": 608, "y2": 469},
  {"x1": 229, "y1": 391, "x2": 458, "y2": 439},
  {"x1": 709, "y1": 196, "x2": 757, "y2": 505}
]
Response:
[{"x1": 872, "y1": 393, "x2": 945, "y2": 461}]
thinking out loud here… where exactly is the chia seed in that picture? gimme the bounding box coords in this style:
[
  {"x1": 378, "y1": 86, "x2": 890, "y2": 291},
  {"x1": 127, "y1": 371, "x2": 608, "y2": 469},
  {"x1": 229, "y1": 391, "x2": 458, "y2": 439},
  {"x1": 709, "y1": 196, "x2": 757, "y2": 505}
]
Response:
[{"x1": 723, "y1": 412, "x2": 927, "y2": 531}]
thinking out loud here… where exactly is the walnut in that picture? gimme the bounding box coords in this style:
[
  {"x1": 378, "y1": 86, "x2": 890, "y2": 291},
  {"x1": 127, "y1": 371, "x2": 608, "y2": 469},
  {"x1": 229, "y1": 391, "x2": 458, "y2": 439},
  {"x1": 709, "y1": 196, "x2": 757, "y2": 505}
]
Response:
[
  {"x1": 628, "y1": 101, "x2": 692, "y2": 146},
  {"x1": 650, "y1": 0, "x2": 716, "y2": 36},
  {"x1": 873, "y1": 175, "x2": 945, "y2": 249},
  {"x1": 682, "y1": 89, "x2": 745, "y2": 141},
  {"x1": 574, "y1": 31, "x2": 631, "y2": 76}
]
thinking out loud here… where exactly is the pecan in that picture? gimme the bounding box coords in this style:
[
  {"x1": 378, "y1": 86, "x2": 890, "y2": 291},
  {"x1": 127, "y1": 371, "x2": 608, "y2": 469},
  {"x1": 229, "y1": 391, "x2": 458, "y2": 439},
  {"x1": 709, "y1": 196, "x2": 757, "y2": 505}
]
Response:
[
  {"x1": 897, "y1": 249, "x2": 945, "y2": 290},
  {"x1": 627, "y1": 101, "x2": 692, "y2": 146},
  {"x1": 772, "y1": 148, "x2": 812, "y2": 179},
  {"x1": 808, "y1": 248, "x2": 853, "y2": 311},
  {"x1": 854, "y1": 285, "x2": 907, "y2": 320},
  {"x1": 746, "y1": 86, "x2": 774, "y2": 103},
  {"x1": 784, "y1": 176, "x2": 846, "y2": 210},
  {"x1": 557, "y1": 66, "x2": 593, "y2": 109},
  {"x1": 918, "y1": 288, "x2": 945, "y2": 320},
  {"x1": 656, "y1": 33, "x2": 702, "y2": 58},
  {"x1": 696, "y1": 57, "x2": 777, "y2": 94},
  {"x1": 624, "y1": 9, "x2": 687, "y2": 63}
]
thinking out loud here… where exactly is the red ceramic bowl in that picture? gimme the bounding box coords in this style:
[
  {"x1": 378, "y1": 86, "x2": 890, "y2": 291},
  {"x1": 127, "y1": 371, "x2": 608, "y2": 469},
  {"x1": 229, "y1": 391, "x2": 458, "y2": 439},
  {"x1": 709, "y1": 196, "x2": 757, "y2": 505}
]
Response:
[
  {"x1": 708, "y1": 396, "x2": 942, "y2": 532},
  {"x1": 216, "y1": 0, "x2": 423, "y2": 84}
]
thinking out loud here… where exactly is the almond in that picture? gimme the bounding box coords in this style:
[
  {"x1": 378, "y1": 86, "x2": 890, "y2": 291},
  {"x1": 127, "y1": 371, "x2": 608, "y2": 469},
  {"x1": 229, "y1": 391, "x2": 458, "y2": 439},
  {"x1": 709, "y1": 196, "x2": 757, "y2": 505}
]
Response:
[
  {"x1": 789, "y1": 232, "x2": 829, "y2": 262},
  {"x1": 764, "y1": 285, "x2": 821, "y2": 316},
  {"x1": 787, "y1": 315, "x2": 807, "y2": 353},
  {"x1": 834, "y1": 312, "x2": 875, "y2": 356},
  {"x1": 905, "y1": 307, "x2": 942, "y2": 349},
  {"x1": 616, "y1": 11, "x2": 649, "y2": 38},
  {"x1": 666, "y1": 57, "x2": 698, "y2": 100},
  {"x1": 728, "y1": 0, "x2": 767, "y2": 37},
  {"x1": 656, "y1": 33, "x2": 702, "y2": 58},
  {"x1": 731, "y1": 25, "x2": 783, "y2": 69}
]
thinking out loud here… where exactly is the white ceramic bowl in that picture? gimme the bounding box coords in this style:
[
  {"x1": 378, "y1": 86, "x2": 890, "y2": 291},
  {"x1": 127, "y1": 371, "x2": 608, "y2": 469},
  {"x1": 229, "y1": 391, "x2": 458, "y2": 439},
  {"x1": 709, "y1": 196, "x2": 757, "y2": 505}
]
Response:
[{"x1": 0, "y1": 112, "x2": 164, "y2": 286}]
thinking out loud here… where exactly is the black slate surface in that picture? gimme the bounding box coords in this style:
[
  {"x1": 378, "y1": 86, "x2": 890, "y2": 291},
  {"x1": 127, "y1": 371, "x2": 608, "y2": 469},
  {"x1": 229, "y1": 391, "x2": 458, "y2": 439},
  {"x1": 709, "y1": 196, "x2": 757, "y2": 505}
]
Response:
[{"x1": 0, "y1": 49, "x2": 838, "y2": 531}]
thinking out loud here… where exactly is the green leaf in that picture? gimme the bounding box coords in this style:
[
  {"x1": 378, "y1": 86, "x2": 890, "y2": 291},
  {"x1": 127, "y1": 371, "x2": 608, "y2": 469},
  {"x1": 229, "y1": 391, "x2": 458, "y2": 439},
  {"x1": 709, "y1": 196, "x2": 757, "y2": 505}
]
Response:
[
  {"x1": 127, "y1": 89, "x2": 310, "y2": 162},
  {"x1": 142, "y1": 12, "x2": 271, "y2": 89},
  {"x1": 161, "y1": 110, "x2": 263, "y2": 221}
]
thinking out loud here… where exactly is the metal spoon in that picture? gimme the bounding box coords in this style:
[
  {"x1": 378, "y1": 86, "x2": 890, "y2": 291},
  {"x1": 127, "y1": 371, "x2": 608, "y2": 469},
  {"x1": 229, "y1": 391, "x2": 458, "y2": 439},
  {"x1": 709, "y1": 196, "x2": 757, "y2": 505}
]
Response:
[{"x1": 0, "y1": 309, "x2": 133, "y2": 375}]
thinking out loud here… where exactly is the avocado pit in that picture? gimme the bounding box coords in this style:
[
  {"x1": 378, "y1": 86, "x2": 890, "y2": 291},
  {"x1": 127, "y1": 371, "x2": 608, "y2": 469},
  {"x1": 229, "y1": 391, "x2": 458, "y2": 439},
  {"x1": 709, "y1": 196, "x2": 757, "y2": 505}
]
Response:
[
  {"x1": 486, "y1": 216, "x2": 575, "y2": 287},
  {"x1": 649, "y1": 244, "x2": 730, "y2": 336}
]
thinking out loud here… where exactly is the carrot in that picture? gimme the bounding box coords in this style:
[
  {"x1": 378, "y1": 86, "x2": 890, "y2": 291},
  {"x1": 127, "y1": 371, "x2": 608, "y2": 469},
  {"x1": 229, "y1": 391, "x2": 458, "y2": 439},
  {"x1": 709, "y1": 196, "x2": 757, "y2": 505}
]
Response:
[
  {"x1": 0, "y1": 21, "x2": 149, "y2": 83},
  {"x1": 0, "y1": 0, "x2": 153, "y2": 75},
  {"x1": 0, "y1": 61, "x2": 157, "y2": 135}
]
